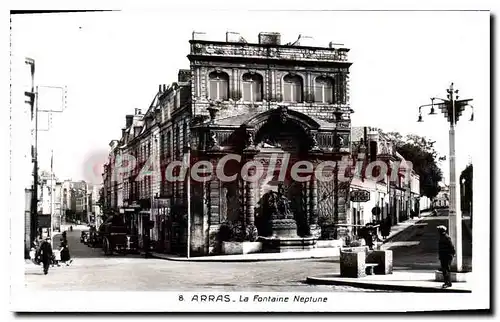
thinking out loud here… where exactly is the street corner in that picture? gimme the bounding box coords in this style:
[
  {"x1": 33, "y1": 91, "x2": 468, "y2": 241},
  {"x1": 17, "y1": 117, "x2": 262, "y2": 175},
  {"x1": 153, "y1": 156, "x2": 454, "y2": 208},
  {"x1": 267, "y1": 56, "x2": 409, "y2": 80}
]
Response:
[{"x1": 305, "y1": 271, "x2": 472, "y2": 293}]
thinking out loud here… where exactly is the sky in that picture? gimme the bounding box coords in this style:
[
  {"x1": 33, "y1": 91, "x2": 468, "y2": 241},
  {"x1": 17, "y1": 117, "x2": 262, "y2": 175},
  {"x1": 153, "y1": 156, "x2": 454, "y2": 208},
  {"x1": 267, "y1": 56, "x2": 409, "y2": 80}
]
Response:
[{"x1": 11, "y1": 9, "x2": 489, "y2": 185}]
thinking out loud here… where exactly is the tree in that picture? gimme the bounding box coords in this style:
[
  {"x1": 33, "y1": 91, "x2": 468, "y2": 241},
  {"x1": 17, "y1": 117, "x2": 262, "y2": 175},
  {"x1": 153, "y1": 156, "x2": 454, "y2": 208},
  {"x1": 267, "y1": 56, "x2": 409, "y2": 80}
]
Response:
[
  {"x1": 382, "y1": 131, "x2": 443, "y2": 200},
  {"x1": 460, "y1": 163, "x2": 473, "y2": 214}
]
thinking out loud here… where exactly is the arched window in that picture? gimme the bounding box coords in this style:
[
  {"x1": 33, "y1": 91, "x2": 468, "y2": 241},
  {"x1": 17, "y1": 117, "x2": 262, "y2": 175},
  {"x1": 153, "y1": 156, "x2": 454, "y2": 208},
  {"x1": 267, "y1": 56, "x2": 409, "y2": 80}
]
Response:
[
  {"x1": 208, "y1": 71, "x2": 229, "y2": 100},
  {"x1": 283, "y1": 74, "x2": 303, "y2": 102},
  {"x1": 314, "y1": 77, "x2": 334, "y2": 103},
  {"x1": 242, "y1": 73, "x2": 263, "y2": 102}
]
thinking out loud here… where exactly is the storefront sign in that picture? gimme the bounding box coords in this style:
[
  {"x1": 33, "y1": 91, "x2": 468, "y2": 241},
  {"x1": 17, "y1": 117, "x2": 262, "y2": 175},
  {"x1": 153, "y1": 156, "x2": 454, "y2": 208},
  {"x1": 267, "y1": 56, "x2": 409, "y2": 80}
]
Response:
[
  {"x1": 37, "y1": 215, "x2": 51, "y2": 228},
  {"x1": 351, "y1": 189, "x2": 370, "y2": 203}
]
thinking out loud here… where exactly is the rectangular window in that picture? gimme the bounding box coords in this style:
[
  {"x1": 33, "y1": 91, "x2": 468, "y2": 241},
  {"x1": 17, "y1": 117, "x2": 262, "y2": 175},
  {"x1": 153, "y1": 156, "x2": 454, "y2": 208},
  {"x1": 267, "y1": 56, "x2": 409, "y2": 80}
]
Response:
[
  {"x1": 283, "y1": 83, "x2": 292, "y2": 102},
  {"x1": 243, "y1": 82, "x2": 252, "y2": 101},
  {"x1": 210, "y1": 81, "x2": 219, "y2": 100},
  {"x1": 284, "y1": 83, "x2": 302, "y2": 102},
  {"x1": 183, "y1": 123, "x2": 187, "y2": 147},
  {"x1": 324, "y1": 86, "x2": 333, "y2": 103},
  {"x1": 160, "y1": 134, "x2": 165, "y2": 156},
  {"x1": 166, "y1": 131, "x2": 171, "y2": 156},
  {"x1": 314, "y1": 86, "x2": 323, "y2": 103},
  {"x1": 292, "y1": 84, "x2": 302, "y2": 102}
]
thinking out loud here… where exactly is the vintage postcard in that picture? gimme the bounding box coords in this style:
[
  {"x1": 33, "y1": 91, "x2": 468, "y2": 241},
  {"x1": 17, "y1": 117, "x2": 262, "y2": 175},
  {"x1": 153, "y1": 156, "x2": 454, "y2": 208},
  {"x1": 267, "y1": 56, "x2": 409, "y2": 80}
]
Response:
[{"x1": 8, "y1": 1, "x2": 491, "y2": 313}]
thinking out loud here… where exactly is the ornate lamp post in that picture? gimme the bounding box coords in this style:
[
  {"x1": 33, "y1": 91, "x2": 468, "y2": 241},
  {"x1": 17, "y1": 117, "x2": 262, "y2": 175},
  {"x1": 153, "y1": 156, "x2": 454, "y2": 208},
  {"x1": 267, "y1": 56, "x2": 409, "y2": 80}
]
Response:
[{"x1": 417, "y1": 83, "x2": 473, "y2": 272}]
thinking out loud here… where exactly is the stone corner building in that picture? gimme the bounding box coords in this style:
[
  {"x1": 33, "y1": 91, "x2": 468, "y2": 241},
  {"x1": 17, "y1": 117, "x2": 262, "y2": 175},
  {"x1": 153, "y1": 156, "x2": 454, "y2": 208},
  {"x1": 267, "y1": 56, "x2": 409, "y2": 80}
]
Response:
[{"x1": 104, "y1": 32, "x2": 356, "y2": 256}]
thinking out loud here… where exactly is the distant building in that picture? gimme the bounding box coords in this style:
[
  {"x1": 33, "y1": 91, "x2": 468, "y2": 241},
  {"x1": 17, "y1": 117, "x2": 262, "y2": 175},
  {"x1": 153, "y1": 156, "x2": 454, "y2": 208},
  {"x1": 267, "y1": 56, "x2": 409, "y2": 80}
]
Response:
[
  {"x1": 433, "y1": 182, "x2": 449, "y2": 208},
  {"x1": 349, "y1": 127, "x2": 420, "y2": 229}
]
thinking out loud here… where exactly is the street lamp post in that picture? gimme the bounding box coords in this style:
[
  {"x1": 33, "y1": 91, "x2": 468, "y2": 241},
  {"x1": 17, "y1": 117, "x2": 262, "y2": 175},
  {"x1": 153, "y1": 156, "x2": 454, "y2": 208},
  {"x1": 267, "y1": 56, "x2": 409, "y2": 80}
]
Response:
[{"x1": 417, "y1": 82, "x2": 473, "y2": 273}]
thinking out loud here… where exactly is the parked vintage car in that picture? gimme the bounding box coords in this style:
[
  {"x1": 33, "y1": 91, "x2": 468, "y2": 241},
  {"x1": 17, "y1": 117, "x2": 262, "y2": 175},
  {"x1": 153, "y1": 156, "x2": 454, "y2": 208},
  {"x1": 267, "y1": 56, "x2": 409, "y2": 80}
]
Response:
[
  {"x1": 87, "y1": 226, "x2": 101, "y2": 248},
  {"x1": 80, "y1": 231, "x2": 88, "y2": 244}
]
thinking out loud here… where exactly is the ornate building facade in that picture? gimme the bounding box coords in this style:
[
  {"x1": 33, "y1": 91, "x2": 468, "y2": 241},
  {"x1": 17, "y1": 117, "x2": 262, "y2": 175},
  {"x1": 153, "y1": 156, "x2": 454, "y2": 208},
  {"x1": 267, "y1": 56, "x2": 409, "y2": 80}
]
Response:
[{"x1": 104, "y1": 32, "x2": 357, "y2": 256}]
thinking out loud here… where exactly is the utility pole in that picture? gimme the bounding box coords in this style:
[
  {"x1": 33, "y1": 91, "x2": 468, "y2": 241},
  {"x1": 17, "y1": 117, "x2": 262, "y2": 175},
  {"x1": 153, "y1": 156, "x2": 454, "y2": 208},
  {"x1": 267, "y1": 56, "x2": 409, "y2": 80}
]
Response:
[
  {"x1": 417, "y1": 82, "x2": 473, "y2": 273},
  {"x1": 50, "y1": 150, "x2": 54, "y2": 241},
  {"x1": 25, "y1": 58, "x2": 38, "y2": 245}
]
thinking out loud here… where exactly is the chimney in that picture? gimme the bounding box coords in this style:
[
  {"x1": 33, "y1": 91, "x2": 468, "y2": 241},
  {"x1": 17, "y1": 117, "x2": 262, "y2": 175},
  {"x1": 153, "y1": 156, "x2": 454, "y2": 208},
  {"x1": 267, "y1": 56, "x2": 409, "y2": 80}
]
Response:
[
  {"x1": 135, "y1": 108, "x2": 142, "y2": 115},
  {"x1": 368, "y1": 128, "x2": 379, "y2": 162},
  {"x1": 125, "y1": 115, "x2": 133, "y2": 128},
  {"x1": 226, "y1": 31, "x2": 241, "y2": 42},
  {"x1": 258, "y1": 32, "x2": 281, "y2": 45},
  {"x1": 121, "y1": 128, "x2": 126, "y2": 137},
  {"x1": 158, "y1": 85, "x2": 162, "y2": 92},
  {"x1": 163, "y1": 84, "x2": 166, "y2": 91},
  {"x1": 192, "y1": 31, "x2": 207, "y2": 40},
  {"x1": 178, "y1": 69, "x2": 191, "y2": 83},
  {"x1": 329, "y1": 41, "x2": 345, "y2": 48}
]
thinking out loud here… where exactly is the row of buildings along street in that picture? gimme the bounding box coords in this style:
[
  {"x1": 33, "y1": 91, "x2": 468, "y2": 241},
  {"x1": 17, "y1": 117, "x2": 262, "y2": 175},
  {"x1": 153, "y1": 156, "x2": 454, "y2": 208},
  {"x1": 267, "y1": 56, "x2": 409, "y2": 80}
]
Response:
[{"x1": 18, "y1": 30, "x2": 474, "y2": 260}]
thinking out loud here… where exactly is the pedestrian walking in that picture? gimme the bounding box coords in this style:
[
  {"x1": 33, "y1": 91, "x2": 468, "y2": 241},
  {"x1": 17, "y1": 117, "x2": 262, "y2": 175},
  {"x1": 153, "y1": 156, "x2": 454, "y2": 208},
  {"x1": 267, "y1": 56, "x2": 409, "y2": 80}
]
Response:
[
  {"x1": 36, "y1": 237, "x2": 53, "y2": 275},
  {"x1": 381, "y1": 215, "x2": 392, "y2": 240},
  {"x1": 59, "y1": 239, "x2": 73, "y2": 266},
  {"x1": 437, "y1": 225, "x2": 456, "y2": 288},
  {"x1": 371, "y1": 205, "x2": 381, "y2": 222}
]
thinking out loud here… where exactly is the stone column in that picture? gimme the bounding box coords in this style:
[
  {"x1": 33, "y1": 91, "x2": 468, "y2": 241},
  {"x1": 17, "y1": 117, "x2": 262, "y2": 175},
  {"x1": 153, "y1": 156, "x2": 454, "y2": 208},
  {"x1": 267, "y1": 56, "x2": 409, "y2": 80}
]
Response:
[
  {"x1": 336, "y1": 178, "x2": 350, "y2": 243},
  {"x1": 245, "y1": 168, "x2": 256, "y2": 227},
  {"x1": 207, "y1": 159, "x2": 221, "y2": 254},
  {"x1": 309, "y1": 163, "x2": 321, "y2": 239}
]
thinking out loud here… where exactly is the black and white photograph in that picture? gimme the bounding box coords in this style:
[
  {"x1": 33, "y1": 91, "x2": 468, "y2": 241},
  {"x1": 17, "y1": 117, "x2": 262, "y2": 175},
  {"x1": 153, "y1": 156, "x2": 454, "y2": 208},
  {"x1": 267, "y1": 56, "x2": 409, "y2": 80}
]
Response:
[{"x1": 7, "y1": 0, "x2": 491, "y2": 313}]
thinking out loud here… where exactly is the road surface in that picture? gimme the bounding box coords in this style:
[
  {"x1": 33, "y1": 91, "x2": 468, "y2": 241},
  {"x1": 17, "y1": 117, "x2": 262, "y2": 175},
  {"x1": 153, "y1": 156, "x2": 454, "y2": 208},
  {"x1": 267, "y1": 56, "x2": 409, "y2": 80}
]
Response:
[
  {"x1": 26, "y1": 228, "x2": 394, "y2": 292},
  {"x1": 387, "y1": 208, "x2": 472, "y2": 271}
]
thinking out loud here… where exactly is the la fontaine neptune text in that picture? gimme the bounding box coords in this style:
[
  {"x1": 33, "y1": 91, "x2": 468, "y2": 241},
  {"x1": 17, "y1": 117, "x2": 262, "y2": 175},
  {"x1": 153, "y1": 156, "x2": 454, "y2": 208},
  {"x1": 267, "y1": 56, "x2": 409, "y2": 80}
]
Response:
[{"x1": 188, "y1": 294, "x2": 328, "y2": 304}]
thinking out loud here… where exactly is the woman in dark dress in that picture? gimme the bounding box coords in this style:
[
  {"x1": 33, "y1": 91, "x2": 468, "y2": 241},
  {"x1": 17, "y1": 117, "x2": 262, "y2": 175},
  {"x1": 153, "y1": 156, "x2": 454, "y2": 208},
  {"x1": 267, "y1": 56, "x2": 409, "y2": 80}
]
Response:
[{"x1": 60, "y1": 239, "x2": 72, "y2": 266}]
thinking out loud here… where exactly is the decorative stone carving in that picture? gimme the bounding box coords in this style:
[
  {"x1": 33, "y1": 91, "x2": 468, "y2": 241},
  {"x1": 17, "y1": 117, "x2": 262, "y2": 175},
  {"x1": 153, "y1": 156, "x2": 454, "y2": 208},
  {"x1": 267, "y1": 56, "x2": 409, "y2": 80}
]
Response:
[
  {"x1": 207, "y1": 131, "x2": 220, "y2": 150},
  {"x1": 308, "y1": 130, "x2": 320, "y2": 151},
  {"x1": 278, "y1": 106, "x2": 288, "y2": 124},
  {"x1": 259, "y1": 136, "x2": 281, "y2": 148},
  {"x1": 207, "y1": 105, "x2": 219, "y2": 123},
  {"x1": 335, "y1": 135, "x2": 344, "y2": 148},
  {"x1": 246, "y1": 131, "x2": 255, "y2": 148},
  {"x1": 261, "y1": 184, "x2": 299, "y2": 238},
  {"x1": 191, "y1": 43, "x2": 348, "y2": 62},
  {"x1": 244, "y1": 224, "x2": 259, "y2": 242}
]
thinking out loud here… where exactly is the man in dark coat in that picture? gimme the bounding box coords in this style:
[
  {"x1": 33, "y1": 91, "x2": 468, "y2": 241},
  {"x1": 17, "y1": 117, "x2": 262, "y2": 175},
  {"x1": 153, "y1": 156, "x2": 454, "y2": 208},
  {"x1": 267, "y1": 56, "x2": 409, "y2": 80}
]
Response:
[
  {"x1": 36, "y1": 237, "x2": 53, "y2": 275},
  {"x1": 437, "y1": 225, "x2": 456, "y2": 288}
]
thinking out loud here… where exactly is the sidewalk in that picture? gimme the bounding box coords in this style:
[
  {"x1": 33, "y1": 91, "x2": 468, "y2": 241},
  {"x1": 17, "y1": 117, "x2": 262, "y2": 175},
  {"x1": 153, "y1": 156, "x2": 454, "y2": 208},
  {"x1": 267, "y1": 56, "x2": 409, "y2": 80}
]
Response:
[
  {"x1": 380, "y1": 210, "x2": 432, "y2": 244},
  {"x1": 151, "y1": 247, "x2": 340, "y2": 262},
  {"x1": 306, "y1": 271, "x2": 471, "y2": 293},
  {"x1": 150, "y1": 213, "x2": 432, "y2": 262}
]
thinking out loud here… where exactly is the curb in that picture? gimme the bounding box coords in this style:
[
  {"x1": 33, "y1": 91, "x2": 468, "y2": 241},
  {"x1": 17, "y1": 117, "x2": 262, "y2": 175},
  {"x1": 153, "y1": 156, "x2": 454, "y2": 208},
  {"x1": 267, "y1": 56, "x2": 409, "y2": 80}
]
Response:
[
  {"x1": 305, "y1": 276, "x2": 471, "y2": 293},
  {"x1": 150, "y1": 253, "x2": 340, "y2": 263}
]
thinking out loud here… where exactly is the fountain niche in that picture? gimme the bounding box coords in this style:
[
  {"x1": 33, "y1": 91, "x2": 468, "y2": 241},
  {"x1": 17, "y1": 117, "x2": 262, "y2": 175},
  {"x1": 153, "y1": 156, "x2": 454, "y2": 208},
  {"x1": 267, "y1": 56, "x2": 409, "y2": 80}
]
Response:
[{"x1": 259, "y1": 184, "x2": 317, "y2": 252}]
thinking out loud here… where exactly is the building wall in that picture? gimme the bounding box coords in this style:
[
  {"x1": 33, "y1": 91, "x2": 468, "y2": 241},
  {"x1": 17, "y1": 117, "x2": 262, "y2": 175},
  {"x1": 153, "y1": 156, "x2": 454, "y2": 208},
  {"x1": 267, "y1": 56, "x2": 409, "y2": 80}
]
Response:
[{"x1": 104, "y1": 32, "x2": 353, "y2": 255}]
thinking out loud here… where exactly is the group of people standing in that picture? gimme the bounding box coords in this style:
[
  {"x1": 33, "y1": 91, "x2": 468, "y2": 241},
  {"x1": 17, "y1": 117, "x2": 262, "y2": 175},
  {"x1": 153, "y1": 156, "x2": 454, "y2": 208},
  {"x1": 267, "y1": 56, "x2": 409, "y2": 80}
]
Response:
[{"x1": 30, "y1": 230, "x2": 73, "y2": 275}]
